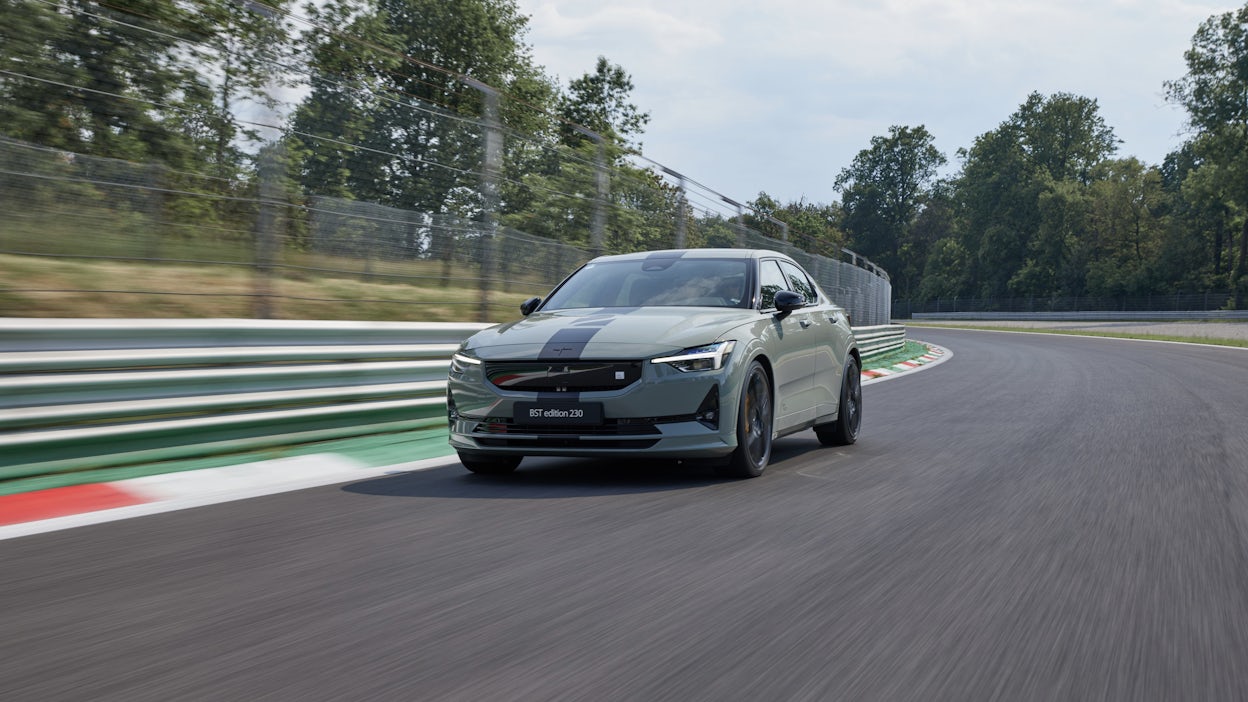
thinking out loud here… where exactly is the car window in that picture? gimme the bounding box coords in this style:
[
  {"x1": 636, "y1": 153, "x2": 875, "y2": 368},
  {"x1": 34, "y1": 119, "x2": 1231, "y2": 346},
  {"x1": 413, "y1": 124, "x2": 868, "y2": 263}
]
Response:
[
  {"x1": 758, "y1": 260, "x2": 788, "y2": 310},
  {"x1": 542, "y1": 258, "x2": 751, "y2": 310},
  {"x1": 778, "y1": 260, "x2": 818, "y2": 304}
]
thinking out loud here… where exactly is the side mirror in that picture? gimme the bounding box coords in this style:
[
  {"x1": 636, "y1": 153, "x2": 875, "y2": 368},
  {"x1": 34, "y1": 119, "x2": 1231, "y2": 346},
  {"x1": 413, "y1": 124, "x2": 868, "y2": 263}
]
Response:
[
  {"x1": 520, "y1": 297, "x2": 542, "y2": 316},
  {"x1": 774, "y1": 290, "x2": 804, "y2": 314}
]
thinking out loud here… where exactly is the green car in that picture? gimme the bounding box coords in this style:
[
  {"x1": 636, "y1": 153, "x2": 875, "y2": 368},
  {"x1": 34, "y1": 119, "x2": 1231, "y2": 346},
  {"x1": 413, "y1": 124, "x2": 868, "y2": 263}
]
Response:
[{"x1": 447, "y1": 249, "x2": 861, "y2": 478}]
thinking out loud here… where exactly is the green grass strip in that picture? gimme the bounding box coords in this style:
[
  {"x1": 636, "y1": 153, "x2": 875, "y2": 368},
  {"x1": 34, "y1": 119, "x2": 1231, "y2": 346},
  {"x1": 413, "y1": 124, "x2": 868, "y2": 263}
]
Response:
[
  {"x1": 907, "y1": 323, "x2": 1248, "y2": 349},
  {"x1": 862, "y1": 340, "x2": 932, "y2": 370}
]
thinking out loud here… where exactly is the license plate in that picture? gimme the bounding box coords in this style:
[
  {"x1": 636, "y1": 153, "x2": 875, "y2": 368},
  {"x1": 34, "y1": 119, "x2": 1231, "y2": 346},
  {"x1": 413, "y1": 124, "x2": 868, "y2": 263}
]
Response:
[{"x1": 514, "y1": 401, "x2": 603, "y2": 426}]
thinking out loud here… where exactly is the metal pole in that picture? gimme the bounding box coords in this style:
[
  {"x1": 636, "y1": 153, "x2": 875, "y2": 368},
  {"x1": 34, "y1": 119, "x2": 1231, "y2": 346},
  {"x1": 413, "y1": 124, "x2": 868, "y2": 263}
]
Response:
[
  {"x1": 246, "y1": 0, "x2": 283, "y2": 320},
  {"x1": 675, "y1": 175, "x2": 687, "y2": 248},
  {"x1": 591, "y1": 135, "x2": 607, "y2": 257},
  {"x1": 661, "y1": 166, "x2": 688, "y2": 249},
  {"x1": 144, "y1": 162, "x2": 166, "y2": 260},
  {"x1": 469, "y1": 79, "x2": 503, "y2": 323},
  {"x1": 722, "y1": 196, "x2": 745, "y2": 248},
  {"x1": 252, "y1": 144, "x2": 282, "y2": 319}
]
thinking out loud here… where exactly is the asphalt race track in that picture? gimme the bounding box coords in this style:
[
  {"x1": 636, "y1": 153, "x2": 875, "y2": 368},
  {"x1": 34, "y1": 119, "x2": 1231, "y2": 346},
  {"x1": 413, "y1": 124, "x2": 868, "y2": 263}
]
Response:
[{"x1": 4, "y1": 328, "x2": 1248, "y2": 701}]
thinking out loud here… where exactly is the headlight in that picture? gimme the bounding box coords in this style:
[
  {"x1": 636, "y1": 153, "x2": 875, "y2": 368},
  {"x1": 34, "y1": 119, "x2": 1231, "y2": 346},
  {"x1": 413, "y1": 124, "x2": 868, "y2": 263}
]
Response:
[
  {"x1": 450, "y1": 351, "x2": 482, "y2": 375},
  {"x1": 651, "y1": 341, "x2": 735, "y2": 373}
]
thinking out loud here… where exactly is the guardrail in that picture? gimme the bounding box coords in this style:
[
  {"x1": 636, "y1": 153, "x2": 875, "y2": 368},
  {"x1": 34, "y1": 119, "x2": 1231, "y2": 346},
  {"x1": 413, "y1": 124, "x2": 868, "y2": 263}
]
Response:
[
  {"x1": 854, "y1": 324, "x2": 907, "y2": 359},
  {"x1": 2, "y1": 318, "x2": 904, "y2": 486},
  {"x1": 0, "y1": 319, "x2": 490, "y2": 484},
  {"x1": 913, "y1": 311, "x2": 1248, "y2": 322}
]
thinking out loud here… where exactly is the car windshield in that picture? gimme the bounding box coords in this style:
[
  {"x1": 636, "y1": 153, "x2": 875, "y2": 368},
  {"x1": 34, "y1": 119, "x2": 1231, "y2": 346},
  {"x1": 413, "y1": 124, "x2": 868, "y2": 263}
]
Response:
[{"x1": 541, "y1": 258, "x2": 751, "y2": 310}]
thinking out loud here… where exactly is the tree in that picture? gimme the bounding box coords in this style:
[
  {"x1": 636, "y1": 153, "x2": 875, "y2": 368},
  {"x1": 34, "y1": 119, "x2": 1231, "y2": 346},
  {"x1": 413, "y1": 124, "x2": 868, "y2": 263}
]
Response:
[
  {"x1": 557, "y1": 56, "x2": 650, "y2": 151},
  {"x1": 0, "y1": 0, "x2": 209, "y2": 164},
  {"x1": 289, "y1": 0, "x2": 402, "y2": 202},
  {"x1": 746, "y1": 192, "x2": 846, "y2": 258},
  {"x1": 376, "y1": 0, "x2": 542, "y2": 211},
  {"x1": 1153, "y1": 143, "x2": 1229, "y2": 292},
  {"x1": 1166, "y1": 4, "x2": 1248, "y2": 306},
  {"x1": 0, "y1": 0, "x2": 73, "y2": 148},
  {"x1": 951, "y1": 92, "x2": 1118, "y2": 299},
  {"x1": 834, "y1": 125, "x2": 945, "y2": 297},
  {"x1": 1012, "y1": 177, "x2": 1091, "y2": 298},
  {"x1": 1083, "y1": 158, "x2": 1167, "y2": 296},
  {"x1": 190, "y1": 0, "x2": 296, "y2": 182},
  {"x1": 1013, "y1": 91, "x2": 1118, "y2": 184}
]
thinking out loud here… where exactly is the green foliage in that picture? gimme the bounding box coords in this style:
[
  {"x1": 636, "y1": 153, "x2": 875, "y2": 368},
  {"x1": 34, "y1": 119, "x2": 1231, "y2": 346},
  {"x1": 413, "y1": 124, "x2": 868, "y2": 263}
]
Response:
[
  {"x1": 0, "y1": 0, "x2": 209, "y2": 165},
  {"x1": 188, "y1": 0, "x2": 297, "y2": 179},
  {"x1": 917, "y1": 237, "x2": 969, "y2": 300},
  {"x1": 558, "y1": 57, "x2": 651, "y2": 151},
  {"x1": 835, "y1": 125, "x2": 946, "y2": 296},
  {"x1": 1166, "y1": 4, "x2": 1248, "y2": 307},
  {"x1": 746, "y1": 192, "x2": 846, "y2": 258},
  {"x1": 1083, "y1": 158, "x2": 1168, "y2": 296},
  {"x1": 1012, "y1": 91, "x2": 1118, "y2": 184},
  {"x1": 945, "y1": 92, "x2": 1122, "y2": 300}
]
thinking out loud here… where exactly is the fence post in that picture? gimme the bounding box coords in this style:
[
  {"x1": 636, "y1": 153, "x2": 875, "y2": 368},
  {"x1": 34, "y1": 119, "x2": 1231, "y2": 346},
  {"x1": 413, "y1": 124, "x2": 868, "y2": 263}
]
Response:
[
  {"x1": 592, "y1": 135, "x2": 608, "y2": 257},
  {"x1": 660, "y1": 166, "x2": 690, "y2": 249},
  {"x1": 470, "y1": 79, "x2": 503, "y2": 323},
  {"x1": 252, "y1": 144, "x2": 283, "y2": 319},
  {"x1": 144, "y1": 162, "x2": 166, "y2": 260},
  {"x1": 727, "y1": 199, "x2": 745, "y2": 247}
]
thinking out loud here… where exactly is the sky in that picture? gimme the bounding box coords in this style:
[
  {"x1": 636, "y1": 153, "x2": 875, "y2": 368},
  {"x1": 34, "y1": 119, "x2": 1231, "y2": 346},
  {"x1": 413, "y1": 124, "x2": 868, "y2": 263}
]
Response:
[{"x1": 513, "y1": 0, "x2": 1242, "y2": 205}]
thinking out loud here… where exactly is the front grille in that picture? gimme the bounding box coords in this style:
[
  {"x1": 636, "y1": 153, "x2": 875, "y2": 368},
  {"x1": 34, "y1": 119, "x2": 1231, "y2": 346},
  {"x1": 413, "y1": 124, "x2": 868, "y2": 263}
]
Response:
[{"x1": 485, "y1": 361, "x2": 642, "y2": 392}]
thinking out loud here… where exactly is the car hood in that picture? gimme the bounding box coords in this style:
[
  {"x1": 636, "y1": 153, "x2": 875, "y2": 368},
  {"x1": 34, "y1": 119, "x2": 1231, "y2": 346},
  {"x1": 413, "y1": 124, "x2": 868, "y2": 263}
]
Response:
[{"x1": 463, "y1": 307, "x2": 757, "y2": 361}]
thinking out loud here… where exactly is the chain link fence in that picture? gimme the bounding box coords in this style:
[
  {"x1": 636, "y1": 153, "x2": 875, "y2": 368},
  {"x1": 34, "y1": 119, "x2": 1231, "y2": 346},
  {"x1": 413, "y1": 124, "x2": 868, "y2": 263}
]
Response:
[
  {"x1": 0, "y1": 131, "x2": 893, "y2": 323},
  {"x1": 0, "y1": 2, "x2": 892, "y2": 324}
]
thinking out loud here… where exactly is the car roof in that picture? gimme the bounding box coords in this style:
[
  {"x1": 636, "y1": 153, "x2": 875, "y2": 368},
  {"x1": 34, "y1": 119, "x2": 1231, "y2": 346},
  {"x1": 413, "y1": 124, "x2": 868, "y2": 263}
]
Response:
[{"x1": 588, "y1": 249, "x2": 793, "y2": 264}]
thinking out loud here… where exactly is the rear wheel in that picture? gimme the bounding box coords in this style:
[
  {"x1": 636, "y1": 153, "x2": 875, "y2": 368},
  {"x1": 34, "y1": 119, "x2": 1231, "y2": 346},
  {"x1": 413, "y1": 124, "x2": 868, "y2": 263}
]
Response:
[
  {"x1": 716, "y1": 361, "x2": 773, "y2": 479},
  {"x1": 458, "y1": 452, "x2": 521, "y2": 475},
  {"x1": 815, "y1": 356, "x2": 861, "y2": 446}
]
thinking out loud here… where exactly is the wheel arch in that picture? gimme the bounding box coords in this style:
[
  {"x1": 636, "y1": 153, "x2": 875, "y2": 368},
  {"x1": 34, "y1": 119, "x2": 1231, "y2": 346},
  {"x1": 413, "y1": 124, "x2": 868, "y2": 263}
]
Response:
[{"x1": 749, "y1": 352, "x2": 775, "y2": 395}]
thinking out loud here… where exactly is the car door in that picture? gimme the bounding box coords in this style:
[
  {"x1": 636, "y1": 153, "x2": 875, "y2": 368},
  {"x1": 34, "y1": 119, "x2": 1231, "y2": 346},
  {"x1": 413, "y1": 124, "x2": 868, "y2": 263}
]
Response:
[
  {"x1": 759, "y1": 259, "x2": 817, "y2": 430},
  {"x1": 778, "y1": 260, "x2": 851, "y2": 421}
]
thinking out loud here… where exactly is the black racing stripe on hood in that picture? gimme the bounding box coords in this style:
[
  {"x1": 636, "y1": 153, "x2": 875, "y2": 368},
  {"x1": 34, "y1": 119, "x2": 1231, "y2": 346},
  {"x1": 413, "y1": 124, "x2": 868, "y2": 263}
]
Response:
[
  {"x1": 531, "y1": 309, "x2": 643, "y2": 403},
  {"x1": 535, "y1": 309, "x2": 640, "y2": 361},
  {"x1": 536, "y1": 327, "x2": 603, "y2": 363}
]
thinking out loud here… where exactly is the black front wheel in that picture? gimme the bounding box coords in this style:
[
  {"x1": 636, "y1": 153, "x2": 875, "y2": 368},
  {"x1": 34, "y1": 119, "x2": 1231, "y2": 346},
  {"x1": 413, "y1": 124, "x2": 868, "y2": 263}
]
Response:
[
  {"x1": 458, "y1": 452, "x2": 522, "y2": 475},
  {"x1": 717, "y1": 361, "x2": 773, "y2": 479},
  {"x1": 815, "y1": 356, "x2": 861, "y2": 446}
]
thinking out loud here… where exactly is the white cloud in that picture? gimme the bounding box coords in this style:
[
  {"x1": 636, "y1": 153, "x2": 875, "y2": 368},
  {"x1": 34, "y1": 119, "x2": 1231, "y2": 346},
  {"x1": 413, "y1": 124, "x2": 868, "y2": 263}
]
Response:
[
  {"x1": 524, "y1": 2, "x2": 722, "y2": 79},
  {"x1": 517, "y1": 0, "x2": 1242, "y2": 202}
]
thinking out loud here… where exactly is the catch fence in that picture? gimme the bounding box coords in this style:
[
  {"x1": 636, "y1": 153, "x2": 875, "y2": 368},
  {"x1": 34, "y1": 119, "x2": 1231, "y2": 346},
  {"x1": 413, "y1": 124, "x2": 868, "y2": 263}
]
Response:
[{"x1": 0, "y1": 133, "x2": 893, "y2": 324}]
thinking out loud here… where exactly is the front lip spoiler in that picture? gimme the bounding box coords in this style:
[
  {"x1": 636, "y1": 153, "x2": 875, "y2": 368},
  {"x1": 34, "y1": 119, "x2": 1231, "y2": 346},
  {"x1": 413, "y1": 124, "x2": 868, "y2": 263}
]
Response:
[{"x1": 449, "y1": 419, "x2": 736, "y2": 459}]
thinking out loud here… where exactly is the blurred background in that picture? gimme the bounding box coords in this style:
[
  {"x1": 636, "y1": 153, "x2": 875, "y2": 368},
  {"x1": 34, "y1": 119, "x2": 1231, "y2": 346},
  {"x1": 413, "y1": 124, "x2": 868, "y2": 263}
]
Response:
[{"x1": 0, "y1": 0, "x2": 892, "y2": 325}]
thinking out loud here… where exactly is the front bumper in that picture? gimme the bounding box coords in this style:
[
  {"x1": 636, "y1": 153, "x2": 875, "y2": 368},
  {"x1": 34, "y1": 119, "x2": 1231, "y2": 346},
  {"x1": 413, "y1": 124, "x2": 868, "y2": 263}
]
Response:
[{"x1": 447, "y1": 360, "x2": 740, "y2": 459}]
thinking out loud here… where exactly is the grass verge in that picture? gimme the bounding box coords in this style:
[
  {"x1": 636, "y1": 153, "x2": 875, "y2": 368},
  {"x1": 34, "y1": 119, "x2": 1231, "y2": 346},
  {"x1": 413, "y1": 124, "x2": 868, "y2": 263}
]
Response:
[
  {"x1": 907, "y1": 323, "x2": 1248, "y2": 349},
  {"x1": 862, "y1": 340, "x2": 931, "y2": 370}
]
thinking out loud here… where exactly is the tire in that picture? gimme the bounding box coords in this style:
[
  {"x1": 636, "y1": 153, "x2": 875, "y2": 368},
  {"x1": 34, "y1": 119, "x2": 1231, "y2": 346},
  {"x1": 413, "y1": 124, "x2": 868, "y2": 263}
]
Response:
[
  {"x1": 716, "y1": 360, "x2": 773, "y2": 479},
  {"x1": 815, "y1": 355, "x2": 861, "y2": 447},
  {"x1": 458, "y1": 451, "x2": 521, "y2": 475}
]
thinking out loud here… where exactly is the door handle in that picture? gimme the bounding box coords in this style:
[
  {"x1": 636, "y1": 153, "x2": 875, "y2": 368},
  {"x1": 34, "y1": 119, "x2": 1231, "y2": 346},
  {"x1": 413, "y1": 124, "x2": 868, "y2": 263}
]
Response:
[{"x1": 799, "y1": 319, "x2": 812, "y2": 329}]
